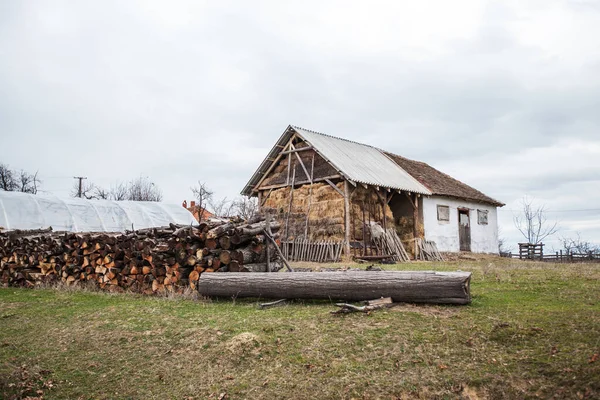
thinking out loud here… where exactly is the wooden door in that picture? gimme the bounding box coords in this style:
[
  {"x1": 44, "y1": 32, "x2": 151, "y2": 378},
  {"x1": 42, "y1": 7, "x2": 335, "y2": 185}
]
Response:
[{"x1": 458, "y1": 209, "x2": 471, "y2": 252}]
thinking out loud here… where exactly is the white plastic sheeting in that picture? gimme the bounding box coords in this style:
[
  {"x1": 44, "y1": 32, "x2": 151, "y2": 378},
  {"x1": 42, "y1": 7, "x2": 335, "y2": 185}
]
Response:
[{"x1": 0, "y1": 191, "x2": 196, "y2": 232}]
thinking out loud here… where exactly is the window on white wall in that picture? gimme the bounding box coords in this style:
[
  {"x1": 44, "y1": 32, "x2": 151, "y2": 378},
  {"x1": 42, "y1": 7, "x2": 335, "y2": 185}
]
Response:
[
  {"x1": 437, "y1": 205, "x2": 450, "y2": 222},
  {"x1": 477, "y1": 209, "x2": 488, "y2": 225}
]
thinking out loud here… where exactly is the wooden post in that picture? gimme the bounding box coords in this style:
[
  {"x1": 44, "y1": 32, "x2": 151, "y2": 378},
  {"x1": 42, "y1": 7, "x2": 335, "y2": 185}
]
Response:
[
  {"x1": 413, "y1": 193, "x2": 419, "y2": 260},
  {"x1": 344, "y1": 180, "x2": 351, "y2": 257},
  {"x1": 284, "y1": 167, "x2": 296, "y2": 240},
  {"x1": 362, "y1": 201, "x2": 367, "y2": 256},
  {"x1": 265, "y1": 214, "x2": 271, "y2": 272},
  {"x1": 304, "y1": 154, "x2": 315, "y2": 238},
  {"x1": 257, "y1": 191, "x2": 262, "y2": 212}
]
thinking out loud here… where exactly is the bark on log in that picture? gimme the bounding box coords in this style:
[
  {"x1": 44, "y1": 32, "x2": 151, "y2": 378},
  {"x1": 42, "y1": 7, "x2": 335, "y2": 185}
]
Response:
[{"x1": 198, "y1": 271, "x2": 471, "y2": 304}]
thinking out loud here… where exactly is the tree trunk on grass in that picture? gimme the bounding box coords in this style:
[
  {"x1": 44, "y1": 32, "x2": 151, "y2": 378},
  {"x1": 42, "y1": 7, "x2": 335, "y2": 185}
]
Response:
[{"x1": 197, "y1": 271, "x2": 472, "y2": 304}]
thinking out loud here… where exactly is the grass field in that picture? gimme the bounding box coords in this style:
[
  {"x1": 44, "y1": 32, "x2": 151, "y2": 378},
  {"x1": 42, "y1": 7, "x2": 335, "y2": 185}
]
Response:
[{"x1": 1, "y1": 258, "x2": 599, "y2": 399}]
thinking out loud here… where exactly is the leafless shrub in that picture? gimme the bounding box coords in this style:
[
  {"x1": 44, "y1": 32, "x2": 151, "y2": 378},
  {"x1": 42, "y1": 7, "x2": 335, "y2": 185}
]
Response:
[
  {"x1": 209, "y1": 197, "x2": 234, "y2": 218},
  {"x1": 0, "y1": 163, "x2": 41, "y2": 194},
  {"x1": 71, "y1": 176, "x2": 162, "y2": 202},
  {"x1": 126, "y1": 176, "x2": 163, "y2": 202},
  {"x1": 231, "y1": 196, "x2": 258, "y2": 221},
  {"x1": 559, "y1": 232, "x2": 599, "y2": 254}
]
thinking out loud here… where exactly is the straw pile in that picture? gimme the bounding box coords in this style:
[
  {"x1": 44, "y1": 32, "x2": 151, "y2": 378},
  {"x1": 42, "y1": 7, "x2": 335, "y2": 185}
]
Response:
[{"x1": 262, "y1": 182, "x2": 345, "y2": 240}]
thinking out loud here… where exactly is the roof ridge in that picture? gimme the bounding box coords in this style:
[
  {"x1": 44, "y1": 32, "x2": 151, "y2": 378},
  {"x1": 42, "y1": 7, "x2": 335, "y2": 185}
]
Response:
[
  {"x1": 291, "y1": 125, "x2": 382, "y2": 150},
  {"x1": 385, "y1": 151, "x2": 505, "y2": 206},
  {"x1": 384, "y1": 151, "x2": 429, "y2": 166}
]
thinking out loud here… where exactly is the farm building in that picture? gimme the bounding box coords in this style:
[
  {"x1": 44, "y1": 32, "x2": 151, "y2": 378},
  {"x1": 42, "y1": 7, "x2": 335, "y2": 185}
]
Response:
[
  {"x1": 0, "y1": 191, "x2": 196, "y2": 232},
  {"x1": 242, "y1": 125, "x2": 504, "y2": 259}
]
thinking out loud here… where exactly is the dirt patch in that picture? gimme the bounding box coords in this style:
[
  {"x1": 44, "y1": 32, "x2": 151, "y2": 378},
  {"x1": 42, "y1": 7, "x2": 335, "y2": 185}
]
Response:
[{"x1": 225, "y1": 332, "x2": 261, "y2": 355}]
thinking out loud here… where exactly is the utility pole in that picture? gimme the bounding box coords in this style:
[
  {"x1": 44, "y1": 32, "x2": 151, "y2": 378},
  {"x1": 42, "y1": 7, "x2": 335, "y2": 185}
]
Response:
[{"x1": 73, "y1": 176, "x2": 87, "y2": 198}]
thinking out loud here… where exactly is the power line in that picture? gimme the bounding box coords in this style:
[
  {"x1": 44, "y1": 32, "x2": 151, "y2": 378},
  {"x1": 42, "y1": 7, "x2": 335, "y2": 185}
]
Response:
[{"x1": 73, "y1": 176, "x2": 87, "y2": 198}]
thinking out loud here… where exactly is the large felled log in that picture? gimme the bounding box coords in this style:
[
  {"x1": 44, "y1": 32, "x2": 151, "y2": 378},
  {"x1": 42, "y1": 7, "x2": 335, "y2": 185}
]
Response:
[{"x1": 198, "y1": 271, "x2": 472, "y2": 304}]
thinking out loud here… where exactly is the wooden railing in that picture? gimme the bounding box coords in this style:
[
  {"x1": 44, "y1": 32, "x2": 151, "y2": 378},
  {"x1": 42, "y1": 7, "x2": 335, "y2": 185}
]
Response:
[{"x1": 280, "y1": 239, "x2": 346, "y2": 263}]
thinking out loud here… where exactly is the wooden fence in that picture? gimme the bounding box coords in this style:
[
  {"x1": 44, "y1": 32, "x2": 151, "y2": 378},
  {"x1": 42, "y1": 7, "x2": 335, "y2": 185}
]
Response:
[
  {"x1": 502, "y1": 249, "x2": 600, "y2": 263},
  {"x1": 280, "y1": 239, "x2": 345, "y2": 263}
]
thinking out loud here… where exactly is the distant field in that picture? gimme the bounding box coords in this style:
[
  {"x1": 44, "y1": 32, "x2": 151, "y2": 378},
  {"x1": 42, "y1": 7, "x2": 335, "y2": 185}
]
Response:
[{"x1": 1, "y1": 258, "x2": 599, "y2": 399}]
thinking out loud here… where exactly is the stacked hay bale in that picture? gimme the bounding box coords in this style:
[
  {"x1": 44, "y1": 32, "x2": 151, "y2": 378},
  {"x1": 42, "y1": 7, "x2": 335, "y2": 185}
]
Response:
[{"x1": 262, "y1": 181, "x2": 345, "y2": 241}]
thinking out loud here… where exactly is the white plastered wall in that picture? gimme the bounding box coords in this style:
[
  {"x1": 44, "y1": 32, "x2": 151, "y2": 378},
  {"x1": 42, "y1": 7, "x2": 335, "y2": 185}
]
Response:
[{"x1": 422, "y1": 195, "x2": 499, "y2": 254}]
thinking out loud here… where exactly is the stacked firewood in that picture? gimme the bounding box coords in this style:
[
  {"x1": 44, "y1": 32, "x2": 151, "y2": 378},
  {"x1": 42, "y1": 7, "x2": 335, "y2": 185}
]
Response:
[{"x1": 0, "y1": 218, "x2": 279, "y2": 294}]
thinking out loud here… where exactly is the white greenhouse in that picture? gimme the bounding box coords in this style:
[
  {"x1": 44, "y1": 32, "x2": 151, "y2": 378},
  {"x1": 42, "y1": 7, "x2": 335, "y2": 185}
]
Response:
[{"x1": 0, "y1": 191, "x2": 196, "y2": 233}]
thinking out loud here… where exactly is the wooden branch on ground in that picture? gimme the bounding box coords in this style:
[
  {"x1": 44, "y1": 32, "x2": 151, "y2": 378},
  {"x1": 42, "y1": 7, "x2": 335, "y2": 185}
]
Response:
[
  {"x1": 258, "y1": 299, "x2": 288, "y2": 309},
  {"x1": 331, "y1": 297, "x2": 394, "y2": 314}
]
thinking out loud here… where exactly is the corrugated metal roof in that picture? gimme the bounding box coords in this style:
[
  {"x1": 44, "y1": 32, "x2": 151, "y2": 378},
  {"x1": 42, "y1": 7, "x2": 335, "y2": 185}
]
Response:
[{"x1": 292, "y1": 126, "x2": 432, "y2": 195}]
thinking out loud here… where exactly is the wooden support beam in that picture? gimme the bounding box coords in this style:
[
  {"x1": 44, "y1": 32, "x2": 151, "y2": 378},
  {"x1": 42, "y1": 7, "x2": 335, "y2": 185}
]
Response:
[
  {"x1": 279, "y1": 146, "x2": 314, "y2": 155},
  {"x1": 413, "y1": 193, "x2": 419, "y2": 260},
  {"x1": 258, "y1": 175, "x2": 342, "y2": 191},
  {"x1": 294, "y1": 151, "x2": 311, "y2": 182},
  {"x1": 324, "y1": 178, "x2": 345, "y2": 197},
  {"x1": 404, "y1": 192, "x2": 416, "y2": 209},
  {"x1": 286, "y1": 153, "x2": 291, "y2": 185},
  {"x1": 284, "y1": 167, "x2": 296, "y2": 240},
  {"x1": 344, "y1": 180, "x2": 351, "y2": 257},
  {"x1": 304, "y1": 154, "x2": 315, "y2": 238},
  {"x1": 387, "y1": 191, "x2": 395, "y2": 204},
  {"x1": 260, "y1": 188, "x2": 274, "y2": 207},
  {"x1": 253, "y1": 136, "x2": 295, "y2": 192}
]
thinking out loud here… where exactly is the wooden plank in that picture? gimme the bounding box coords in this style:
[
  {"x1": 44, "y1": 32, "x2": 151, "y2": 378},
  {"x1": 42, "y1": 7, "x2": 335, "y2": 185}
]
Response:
[
  {"x1": 258, "y1": 175, "x2": 343, "y2": 191},
  {"x1": 284, "y1": 167, "x2": 296, "y2": 240},
  {"x1": 294, "y1": 152, "x2": 312, "y2": 182},
  {"x1": 304, "y1": 154, "x2": 315, "y2": 238},
  {"x1": 344, "y1": 181, "x2": 352, "y2": 257},
  {"x1": 260, "y1": 188, "x2": 274, "y2": 207},
  {"x1": 324, "y1": 179, "x2": 345, "y2": 197},
  {"x1": 253, "y1": 138, "x2": 294, "y2": 193},
  {"x1": 280, "y1": 146, "x2": 314, "y2": 155}
]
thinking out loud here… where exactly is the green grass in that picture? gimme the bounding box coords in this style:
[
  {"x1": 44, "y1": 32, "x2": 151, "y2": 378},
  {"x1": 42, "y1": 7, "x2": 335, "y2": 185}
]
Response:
[{"x1": 1, "y1": 258, "x2": 599, "y2": 399}]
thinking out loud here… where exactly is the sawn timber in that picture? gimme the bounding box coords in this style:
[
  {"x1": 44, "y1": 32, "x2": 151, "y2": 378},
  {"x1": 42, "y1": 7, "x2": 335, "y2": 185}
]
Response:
[{"x1": 197, "y1": 271, "x2": 472, "y2": 305}]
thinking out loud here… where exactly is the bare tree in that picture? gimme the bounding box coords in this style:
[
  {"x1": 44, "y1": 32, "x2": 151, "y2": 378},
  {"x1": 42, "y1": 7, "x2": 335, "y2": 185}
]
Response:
[
  {"x1": 109, "y1": 181, "x2": 128, "y2": 201},
  {"x1": 0, "y1": 164, "x2": 16, "y2": 191},
  {"x1": 513, "y1": 196, "x2": 559, "y2": 244},
  {"x1": 0, "y1": 163, "x2": 41, "y2": 194},
  {"x1": 70, "y1": 177, "x2": 162, "y2": 202},
  {"x1": 231, "y1": 196, "x2": 258, "y2": 221},
  {"x1": 560, "y1": 232, "x2": 599, "y2": 254},
  {"x1": 127, "y1": 176, "x2": 163, "y2": 202},
  {"x1": 191, "y1": 181, "x2": 213, "y2": 221},
  {"x1": 209, "y1": 197, "x2": 234, "y2": 218}
]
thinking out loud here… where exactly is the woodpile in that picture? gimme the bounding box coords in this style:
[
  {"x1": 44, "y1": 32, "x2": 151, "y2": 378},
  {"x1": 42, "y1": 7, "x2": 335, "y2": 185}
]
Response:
[
  {"x1": 369, "y1": 225, "x2": 411, "y2": 262},
  {"x1": 0, "y1": 218, "x2": 280, "y2": 294}
]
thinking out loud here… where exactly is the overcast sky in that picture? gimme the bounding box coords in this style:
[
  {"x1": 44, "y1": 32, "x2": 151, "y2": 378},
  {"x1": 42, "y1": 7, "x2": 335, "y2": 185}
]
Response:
[{"x1": 1, "y1": 0, "x2": 599, "y2": 251}]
